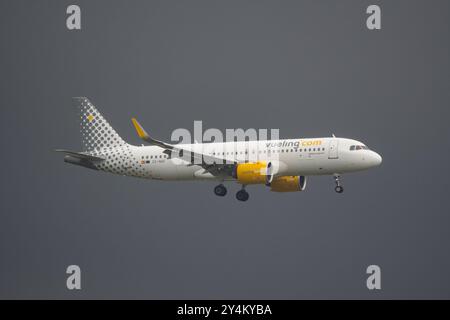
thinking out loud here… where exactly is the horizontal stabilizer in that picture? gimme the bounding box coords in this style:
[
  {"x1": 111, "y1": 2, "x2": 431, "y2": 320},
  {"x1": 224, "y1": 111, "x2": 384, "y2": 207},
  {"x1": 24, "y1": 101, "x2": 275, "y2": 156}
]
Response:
[{"x1": 54, "y1": 149, "x2": 105, "y2": 162}]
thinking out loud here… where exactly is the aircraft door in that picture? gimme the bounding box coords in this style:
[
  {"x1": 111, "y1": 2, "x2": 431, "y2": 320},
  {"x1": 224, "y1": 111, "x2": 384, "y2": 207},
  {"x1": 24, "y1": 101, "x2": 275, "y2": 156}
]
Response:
[{"x1": 328, "y1": 139, "x2": 339, "y2": 159}]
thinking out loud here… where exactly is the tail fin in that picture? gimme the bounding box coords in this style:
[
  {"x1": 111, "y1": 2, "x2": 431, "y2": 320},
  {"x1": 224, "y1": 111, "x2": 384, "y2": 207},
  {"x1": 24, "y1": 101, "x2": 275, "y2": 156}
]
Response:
[{"x1": 73, "y1": 97, "x2": 127, "y2": 152}]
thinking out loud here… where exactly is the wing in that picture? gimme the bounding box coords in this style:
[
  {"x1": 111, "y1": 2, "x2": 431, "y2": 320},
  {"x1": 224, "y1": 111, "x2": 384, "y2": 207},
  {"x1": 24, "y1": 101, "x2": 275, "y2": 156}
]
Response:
[{"x1": 131, "y1": 118, "x2": 237, "y2": 177}]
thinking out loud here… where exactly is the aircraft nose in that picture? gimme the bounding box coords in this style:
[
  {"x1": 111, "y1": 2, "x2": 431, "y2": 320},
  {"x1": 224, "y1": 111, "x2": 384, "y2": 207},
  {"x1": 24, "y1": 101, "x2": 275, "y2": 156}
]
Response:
[{"x1": 372, "y1": 151, "x2": 382, "y2": 166}]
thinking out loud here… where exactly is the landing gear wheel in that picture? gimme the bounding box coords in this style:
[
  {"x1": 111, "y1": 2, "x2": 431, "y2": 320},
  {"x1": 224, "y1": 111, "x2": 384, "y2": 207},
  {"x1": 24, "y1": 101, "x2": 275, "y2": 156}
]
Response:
[
  {"x1": 333, "y1": 174, "x2": 344, "y2": 194},
  {"x1": 214, "y1": 184, "x2": 227, "y2": 197},
  {"x1": 236, "y1": 189, "x2": 249, "y2": 202}
]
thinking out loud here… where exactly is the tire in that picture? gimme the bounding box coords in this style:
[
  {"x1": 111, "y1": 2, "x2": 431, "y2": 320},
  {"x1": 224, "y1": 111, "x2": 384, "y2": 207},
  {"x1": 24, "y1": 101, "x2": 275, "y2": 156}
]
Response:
[
  {"x1": 236, "y1": 190, "x2": 249, "y2": 201},
  {"x1": 214, "y1": 184, "x2": 227, "y2": 196},
  {"x1": 334, "y1": 186, "x2": 344, "y2": 193}
]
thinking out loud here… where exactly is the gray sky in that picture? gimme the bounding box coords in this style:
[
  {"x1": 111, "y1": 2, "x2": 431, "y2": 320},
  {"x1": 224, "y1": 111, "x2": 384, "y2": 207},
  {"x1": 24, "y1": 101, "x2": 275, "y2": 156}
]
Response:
[{"x1": 1, "y1": 0, "x2": 449, "y2": 298}]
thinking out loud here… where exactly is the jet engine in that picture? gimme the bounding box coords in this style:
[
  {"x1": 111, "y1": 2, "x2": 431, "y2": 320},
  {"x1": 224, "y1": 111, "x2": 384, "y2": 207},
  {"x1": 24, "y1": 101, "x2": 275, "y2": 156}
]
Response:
[
  {"x1": 265, "y1": 160, "x2": 288, "y2": 185},
  {"x1": 233, "y1": 160, "x2": 289, "y2": 185},
  {"x1": 269, "y1": 175, "x2": 307, "y2": 192},
  {"x1": 233, "y1": 162, "x2": 269, "y2": 185}
]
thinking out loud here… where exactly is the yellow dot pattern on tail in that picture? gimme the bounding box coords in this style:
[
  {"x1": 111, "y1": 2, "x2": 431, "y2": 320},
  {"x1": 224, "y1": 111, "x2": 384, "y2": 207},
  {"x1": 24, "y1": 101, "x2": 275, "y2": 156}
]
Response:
[
  {"x1": 75, "y1": 97, "x2": 126, "y2": 151},
  {"x1": 72, "y1": 97, "x2": 146, "y2": 177}
]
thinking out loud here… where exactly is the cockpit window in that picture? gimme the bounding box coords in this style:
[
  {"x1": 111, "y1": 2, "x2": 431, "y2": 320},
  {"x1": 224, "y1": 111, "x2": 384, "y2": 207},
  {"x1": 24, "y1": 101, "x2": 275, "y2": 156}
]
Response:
[{"x1": 350, "y1": 145, "x2": 369, "y2": 151}]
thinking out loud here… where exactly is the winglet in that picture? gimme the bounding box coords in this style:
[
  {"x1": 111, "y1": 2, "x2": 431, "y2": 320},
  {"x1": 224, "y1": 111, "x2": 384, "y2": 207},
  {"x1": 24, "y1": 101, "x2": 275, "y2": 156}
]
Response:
[
  {"x1": 131, "y1": 118, "x2": 172, "y2": 149},
  {"x1": 131, "y1": 118, "x2": 149, "y2": 139}
]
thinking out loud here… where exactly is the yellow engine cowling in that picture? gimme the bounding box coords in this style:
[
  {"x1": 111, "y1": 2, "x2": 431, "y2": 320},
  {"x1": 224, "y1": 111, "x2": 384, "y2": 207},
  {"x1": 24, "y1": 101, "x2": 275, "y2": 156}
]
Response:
[
  {"x1": 234, "y1": 162, "x2": 268, "y2": 185},
  {"x1": 270, "y1": 176, "x2": 307, "y2": 192}
]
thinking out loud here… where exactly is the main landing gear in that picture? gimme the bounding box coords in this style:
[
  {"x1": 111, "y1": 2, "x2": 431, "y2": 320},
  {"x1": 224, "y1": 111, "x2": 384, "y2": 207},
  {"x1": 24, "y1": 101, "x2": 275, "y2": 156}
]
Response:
[
  {"x1": 213, "y1": 184, "x2": 249, "y2": 201},
  {"x1": 334, "y1": 174, "x2": 344, "y2": 193},
  {"x1": 214, "y1": 184, "x2": 227, "y2": 197},
  {"x1": 236, "y1": 187, "x2": 249, "y2": 202}
]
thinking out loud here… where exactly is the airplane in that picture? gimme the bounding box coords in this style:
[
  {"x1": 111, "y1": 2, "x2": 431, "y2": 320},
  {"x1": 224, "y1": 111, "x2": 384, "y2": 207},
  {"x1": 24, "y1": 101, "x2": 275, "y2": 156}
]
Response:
[{"x1": 55, "y1": 97, "x2": 382, "y2": 201}]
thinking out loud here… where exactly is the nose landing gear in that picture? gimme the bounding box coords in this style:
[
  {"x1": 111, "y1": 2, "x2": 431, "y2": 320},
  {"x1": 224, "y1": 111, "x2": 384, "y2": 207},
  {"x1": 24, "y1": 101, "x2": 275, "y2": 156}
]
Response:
[
  {"x1": 334, "y1": 174, "x2": 344, "y2": 193},
  {"x1": 214, "y1": 184, "x2": 227, "y2": 197}
]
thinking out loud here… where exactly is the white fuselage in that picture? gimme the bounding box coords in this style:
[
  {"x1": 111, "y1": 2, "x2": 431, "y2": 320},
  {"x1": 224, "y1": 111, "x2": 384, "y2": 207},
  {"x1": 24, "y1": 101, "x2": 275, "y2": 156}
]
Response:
[
  {"x1": 61, "y1": 98, "x2": 382, "y2": 199},
  {"x1": 119, "y1": 137, "x2": 382, "y2": 181}
]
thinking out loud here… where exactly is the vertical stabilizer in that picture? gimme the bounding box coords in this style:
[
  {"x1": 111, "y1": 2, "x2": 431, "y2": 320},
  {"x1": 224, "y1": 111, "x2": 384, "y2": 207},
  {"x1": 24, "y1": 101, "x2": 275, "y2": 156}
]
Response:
[{"x1": 73, "y1": 97, "x2": 127, "y2": 152}]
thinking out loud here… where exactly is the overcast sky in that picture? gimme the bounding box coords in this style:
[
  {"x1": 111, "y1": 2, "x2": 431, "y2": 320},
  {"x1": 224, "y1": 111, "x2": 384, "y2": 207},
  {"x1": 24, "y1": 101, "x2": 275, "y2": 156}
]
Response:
[{"x1": 1, "y1": 0, "x2": 449, "y2": 298}]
